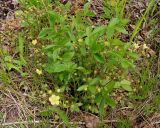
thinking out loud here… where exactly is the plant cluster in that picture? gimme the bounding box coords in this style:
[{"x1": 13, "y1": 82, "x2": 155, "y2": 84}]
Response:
[
  {"x1": 27, "y1": 1, "x2": 138, "y2": 116},
  {"x1": 1, "y1": 0, "x2": 159, "y2": 127}
]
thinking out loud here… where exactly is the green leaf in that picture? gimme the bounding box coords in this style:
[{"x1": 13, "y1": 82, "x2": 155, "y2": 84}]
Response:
[
  {"x1": 80, "y1": 46, "x2": 87, "y2": 56},
  {"x1": 6, "y1": 63, "x2": 24, "y2": 75},
  {"x1": 87, "y1": 78, "x2": 100, "y2": 94},
  {"x1": 4, "y1": 56, "x2": 12, "y2": 62},
  {"x1": 91, "y1": 43, "x2": 104, "y2": 53},
  {"x1": 6, "y1": 63, "x2": 20, "y2": 72},
  {"x1": 105, "y1": 96, "x2": 116, "y2": 108},
  {"x1": 91, "y1": 25, "x2": 107, "y2": 36},
  {"x1": 128, "y1": 52, "x2": 139, "y2": 59},
  {"x1": 111, "y1": 39, "x2": 124, "y2": 46},
  {"x1": 59, "y1": 73, "x2": 65, "y2": 81},
  {"x1": 77, "y1": 85, "x2": 88, "y2": 91},
  {"x1": 62, "y1": 52, "x2": 74, "y2": 61},
  {"x1": 38, "y1": 28, "x2": 53, "y2": 39},
  {"x1": 85, "y1": 36, "x2": 90, "y2": 46},
  {"x1": 95, "y1": 93, "x2": 103, "y2": 104},
  {"x1": 120, "y1": 79, "x2": 132, "y2": 91},
  {"x1": 83, "y1": 2, "x2": 95, "y2": 16},
  {"x1": 99, "y1": 98, "x2": 105, "y2": 117},
  {"x1": 88, "y1": 85, "x2": 96, "y2": 94},
  {"x1": 47, "y1": 11, "x2": 57, "y2": 27},
  {"x1": 120, "y1": 19, "x2": 129, "y2": 25},
  {"x1": 45, "y1": 62, "x2": 77, "y2": 73},
  {"x1": 76, "y1": 67, "x2": 90, "y2": 74},
  {"x1": 121, "y1": 59, "x2": 135, "y2": 69},
  {"x1": 108, "y1": 51, "x2": 121, "y2": 58},
  {"x1": 52, "y1": 63, "x2": 66, "y2": 73},
  {"x1": 47, "y1": 48, "x2": 60, "y2": 61},
  {"x1": 115, "y1": 27, "x2": 128, "y2": 34},
  {"x1": 107, "y1": 28, "x2": 114, "y2": 39},
  {"x1": 93, "y1": 53, "x2": 105, "y2": 63},
  {"x1": 70, "y1": 103, "x2": 83, "y2": 112},
  {"x1": 18, "y1": 35, "x2": 27, "y2": 66},
  {"x1": 104, "y1": 81, "x2": 115, "y2": 93},
  {"x1": 108, "y1": 18, "x2": 119, "y2": 28},
  {"x1": 86, "y1": 26, "x2": 92, "y2": 36},
  {"x1": 107, "y1": 18, "x2": 120, "y2": 39},
  {"x1": 88, "y1": 77, "x2": 100, "y2": 86}
]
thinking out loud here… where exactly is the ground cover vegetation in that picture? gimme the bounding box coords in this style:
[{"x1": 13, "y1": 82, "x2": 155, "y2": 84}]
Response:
[{"x1": 0, "y1": 0, "x2": 160, "y2": 127}]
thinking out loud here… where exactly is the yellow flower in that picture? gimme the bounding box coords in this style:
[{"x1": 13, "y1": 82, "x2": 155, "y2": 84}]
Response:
[
  {"x1": 34, "y1": 49, "x2": 39, "y2": 53},
  {"x1": 64, "y1": 15, "x2": 68, "y2": 19},
  {"x1": 32, "y1": 39, "x2": 37, "y2": 45},
  {"x1": 15, "y1": 12, "x2": 20, "y2": 16},
  {"x1": 104, "y1": 41, "x2": 110, "y2": 46},
  {"x1": 42, "y1": 93, "x2": 47, "y2": 98},
  {"x1": 78, "y1": 38, "x2": 83, "y2": 42},
  {"x1": 133, "y1": 43, "x2": 139, "y2": 49},
  {"x1": 36, "y1": 69, "x2": 42, "y2": 75},
  {"x1": 15, "y1": 10, "x2": 23, "y2": 17},
  {"x1": 143, "y1": 44, "x2": 149, "y2": 49},
  {"x1": 49, "y1": 94, "x2": 60, "y2": 106},
  {"x1": 84, "y1": 87, "x2": 88, "y2": 91},
  {"x1": 48, "y1": 90, "x2": 52, "y2": 94},
  {"x1": 56, "y1": 89, "x2": 61, "y2": 93},
  {"x1": 97, "y1": 87, "x2": 101, "y2": 92}
]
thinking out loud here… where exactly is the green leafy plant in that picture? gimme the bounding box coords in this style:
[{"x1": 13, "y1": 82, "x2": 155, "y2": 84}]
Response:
[
  {"x1": 0, "y1": 35, "x2": 27, "y2": 77},
  {"x1": 40, "y1": 106, "x2": 70, "y2": 127},
  {"x1": 1, "y1": 0, "x2": 159, "y2": 127},
  {"x1": 37, "y1": 1, "x2": 138, "y2": 118}
]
